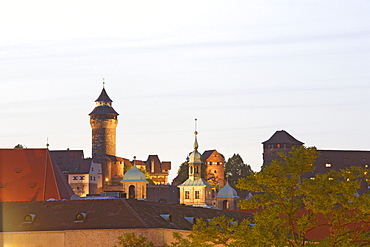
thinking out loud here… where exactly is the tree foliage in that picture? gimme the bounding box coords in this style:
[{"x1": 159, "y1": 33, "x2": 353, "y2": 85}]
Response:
[
  {"x1": 14, "y1": 144, "x2": 25, "y2": 149},
  {"x1": 168, "y1": 215, "x2": 252, "y2": 247},
  {"x1": 236, "y1": 146, "x2": 370, "y2": 246},
  {"x1": 114, "y1": 233, "x2": 153, "y2": 247},
  {"x1": 224, "y1": 154, "x2": 253, "y2": 197},
  {"x1": 172, "y1": 162, "x2": 189, "y2": 186}
]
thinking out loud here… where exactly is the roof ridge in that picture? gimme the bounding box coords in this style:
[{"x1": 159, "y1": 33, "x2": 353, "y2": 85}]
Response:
[{"x1": 121, "y1": 199, "x2": 150, "y2": 228}]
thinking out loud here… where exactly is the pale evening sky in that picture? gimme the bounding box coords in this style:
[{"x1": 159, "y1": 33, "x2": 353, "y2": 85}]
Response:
[{"x1": 1, "y1": 1, "x2": 370, "y2": 182}]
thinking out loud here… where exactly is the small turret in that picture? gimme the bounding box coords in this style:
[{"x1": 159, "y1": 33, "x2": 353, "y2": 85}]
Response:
[{"x1": 188, "y1": 123, "x2": 202, "y2": 181}]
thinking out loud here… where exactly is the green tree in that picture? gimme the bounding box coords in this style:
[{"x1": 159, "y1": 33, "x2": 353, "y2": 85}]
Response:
[
  {"x1": 114, "y1": 233, "x2": 154, "y2": 247},
  {"x1": 236, "y1": 146, "x2": 370, "y2": 246},
  {"x1": 224, "y1": 154, "x2": 252, "y2": 197},
  {"x1": 172, "y1": 162, "x2": 189, "y2": 186},
  {"x1": 168, "y1": 215, "x2": 252, "y2": 247}
]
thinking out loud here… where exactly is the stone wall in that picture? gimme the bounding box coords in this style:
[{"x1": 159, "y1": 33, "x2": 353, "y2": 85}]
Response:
[{"x1": 0, "y1": 228, "x2": 191, "y2": 247}]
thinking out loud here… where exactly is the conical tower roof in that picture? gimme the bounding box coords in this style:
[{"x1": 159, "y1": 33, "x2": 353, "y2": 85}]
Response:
[
  {"x1": 95, "y1": 88, "x2": 113, "y2": 102},
  {"x1": 89, "y1": 87, "x2": 119, "y2": 116}
]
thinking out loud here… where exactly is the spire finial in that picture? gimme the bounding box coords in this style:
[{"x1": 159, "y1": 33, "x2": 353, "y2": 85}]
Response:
[
  {"x1": 193, "y1": 118, "x2": 199, "y2": 151},
  {"x1": 133, "y1": 156, "x2": 137, "y2": 166},
  {"x1": 102, "y1": 78, "x2": 105, "y2": 88},
  {"x1": 46, "y1": 137, "x2": 49, "y2": 149}
]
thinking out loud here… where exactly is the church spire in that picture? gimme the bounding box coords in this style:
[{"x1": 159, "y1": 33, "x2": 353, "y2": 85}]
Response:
[{"x1": 188, "y1": 119, "x2": 202, "y2": 181}]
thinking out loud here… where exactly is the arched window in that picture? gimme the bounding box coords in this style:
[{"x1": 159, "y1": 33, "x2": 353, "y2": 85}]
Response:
[
  {"x1": 129, "y1": 185, "x2": 135, "y2": 199},
  {"x1": 222, "y1": 200, "x2": 229, "y2": 210}
]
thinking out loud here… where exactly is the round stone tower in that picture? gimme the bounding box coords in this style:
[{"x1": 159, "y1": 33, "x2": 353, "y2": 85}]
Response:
[{"x1": 89, "y1": 87, "x2": 119, "y2": 166}]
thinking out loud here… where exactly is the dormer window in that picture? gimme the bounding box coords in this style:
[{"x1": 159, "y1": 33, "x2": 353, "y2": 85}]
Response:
[
  {"x1": 23, "y1": 214, "x2": 36, "y2": 223},
  {"x1": 184, "y1": 217, "x2": 195, "y2": 224},
  {"x1": 160, "y1": 214, "x2": 171, "y2": 222},
  {"x1": 75, "y1": 213, "x2": 87, "y2": 222}
]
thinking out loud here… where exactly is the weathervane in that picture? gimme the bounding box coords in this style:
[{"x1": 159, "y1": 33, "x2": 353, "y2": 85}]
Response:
[{"x1": 194, "y1": 118, "x2": 198, "y2": 135}]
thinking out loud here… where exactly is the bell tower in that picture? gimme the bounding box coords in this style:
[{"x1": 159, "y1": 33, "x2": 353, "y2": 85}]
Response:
[{"x1": 89, "y1": 85, "x2": 119, "y2": 189}]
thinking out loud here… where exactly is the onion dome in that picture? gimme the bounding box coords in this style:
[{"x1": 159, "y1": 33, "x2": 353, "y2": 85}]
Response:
[
  {"x1": 216, "y1": 182, "x2": 238, "y2": 198},
  {"x1": 121, "y1": 164, "x2": 148, "y2": 183}
]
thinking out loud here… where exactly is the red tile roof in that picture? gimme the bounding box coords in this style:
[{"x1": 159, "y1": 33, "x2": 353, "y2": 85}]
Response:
[{"x1": 0, "y1": 149, "x2": 74, "y2": 202}]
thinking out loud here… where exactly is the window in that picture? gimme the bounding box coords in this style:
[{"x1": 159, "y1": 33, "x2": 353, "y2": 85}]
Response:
[
  {"x1": 72, "y1": 176, "x2": 78, "y2": 180},
  {"x1": 277, "y1": 144, "x2": 281, "y2": 148},
  {"x1": 325, "y1": 163, "x2": 332, "y2": 168},
  {"x1": 79, "y1": 176, "x2": 85, "y2": 180},
  {"x1": 23, "y1": 214, "x2": 35, "y2": 223},
  {"x1": 195, "y1": 191, "x2": 200, "y2": 199},
  {"x1": 75, "y1": 213, "x2": 87, "y2": 222},
  {"x1": 185, "y1": 191, "x2": 190, "y2": 199},
  {"x1": 91, "y1": 167, "x2": 94, "y2": 171}
]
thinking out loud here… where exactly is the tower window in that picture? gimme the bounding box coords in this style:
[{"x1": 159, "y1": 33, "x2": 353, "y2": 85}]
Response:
[{"x1": 72, "y1": 176, "x2": 78, "y2": 180}]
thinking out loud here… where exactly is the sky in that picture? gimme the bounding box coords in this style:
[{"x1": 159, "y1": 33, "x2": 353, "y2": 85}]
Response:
[{"x1": 1, "y1": 1, "x2": 370, "y2": 182}]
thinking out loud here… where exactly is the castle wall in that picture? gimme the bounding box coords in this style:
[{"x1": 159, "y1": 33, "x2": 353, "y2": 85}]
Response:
[{"x1": 0, "y1": 228, "x2": 190, "y2": 247}]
